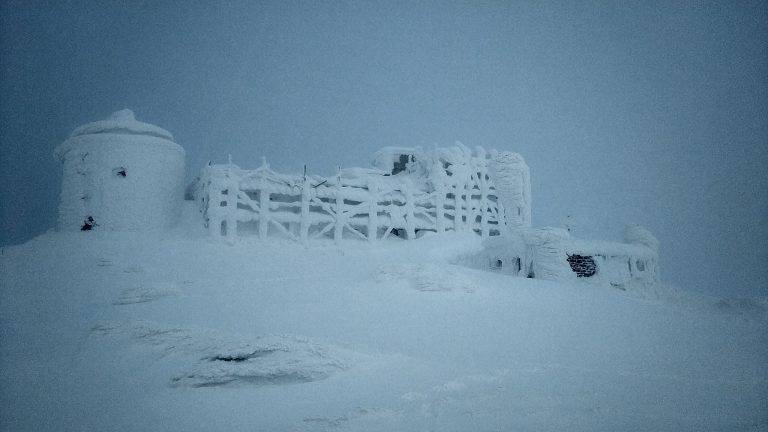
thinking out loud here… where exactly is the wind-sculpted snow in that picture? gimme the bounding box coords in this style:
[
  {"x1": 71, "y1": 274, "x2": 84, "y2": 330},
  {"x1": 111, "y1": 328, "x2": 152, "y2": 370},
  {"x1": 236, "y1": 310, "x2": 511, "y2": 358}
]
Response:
[
  {"x1": 375, "y1": 263, "x2": 478, "y2": 292},
  {"x1": 1, "y1": 231, "x2": 766, "y2": 431},
  {"x1": 112, "y1": 284, "x2": 180, "y2": 305},
  {"x1": 91, "y1": 321, "x2": 361, "y2": 388}
]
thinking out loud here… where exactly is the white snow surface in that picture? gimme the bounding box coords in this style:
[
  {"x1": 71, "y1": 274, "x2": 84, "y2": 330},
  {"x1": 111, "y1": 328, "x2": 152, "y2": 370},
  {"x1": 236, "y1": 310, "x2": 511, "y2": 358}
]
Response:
[{"x1": 1, "y1": 226, "x2": 766, "y2": 431}]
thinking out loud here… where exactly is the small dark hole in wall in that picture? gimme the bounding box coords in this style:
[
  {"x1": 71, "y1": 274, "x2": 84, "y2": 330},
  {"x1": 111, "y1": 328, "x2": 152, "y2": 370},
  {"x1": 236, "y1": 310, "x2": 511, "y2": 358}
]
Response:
[
  {"x1": 567, "y1": 254, "x2": 597, "y2": 277},
  {"x1": 113, "y1": 167, "x2": 127, "y2": 177},
  {"x1": 81, "y1": 216, "x2": 97, "y2": 231}
]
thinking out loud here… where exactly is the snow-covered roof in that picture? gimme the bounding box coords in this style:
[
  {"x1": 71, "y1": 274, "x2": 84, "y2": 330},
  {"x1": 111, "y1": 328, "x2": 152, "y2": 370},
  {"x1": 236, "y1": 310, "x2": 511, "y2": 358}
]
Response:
[
  {"x1": 55, "y1": 109, "x2": 182, "y2": 161},
  {"x1": 566, "y1": 238, "x2": 657, "y2": 259},
  {"x1": 69, "y1": 109, "x2": 174, "y2": 141}
]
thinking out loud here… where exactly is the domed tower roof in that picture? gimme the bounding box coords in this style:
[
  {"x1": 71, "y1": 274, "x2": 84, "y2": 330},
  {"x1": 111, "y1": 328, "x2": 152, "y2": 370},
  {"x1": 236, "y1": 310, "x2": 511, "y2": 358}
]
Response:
[{"x1": 55, "y1": 109, "x2": 182, "y2": 161}]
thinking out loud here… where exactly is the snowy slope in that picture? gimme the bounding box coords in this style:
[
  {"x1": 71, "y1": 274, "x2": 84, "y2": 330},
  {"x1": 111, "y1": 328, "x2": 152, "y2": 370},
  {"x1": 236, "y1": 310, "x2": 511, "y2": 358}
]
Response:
[{"x1": 1, "y1": 228, "x2": 766, "y2": 431}]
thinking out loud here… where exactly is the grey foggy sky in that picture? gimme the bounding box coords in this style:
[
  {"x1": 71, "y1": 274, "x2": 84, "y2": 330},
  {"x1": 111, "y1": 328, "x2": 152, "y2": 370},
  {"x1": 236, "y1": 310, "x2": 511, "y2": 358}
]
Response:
[{"x1": 1, "y1": 1, "x2": 766, "y2": 297}]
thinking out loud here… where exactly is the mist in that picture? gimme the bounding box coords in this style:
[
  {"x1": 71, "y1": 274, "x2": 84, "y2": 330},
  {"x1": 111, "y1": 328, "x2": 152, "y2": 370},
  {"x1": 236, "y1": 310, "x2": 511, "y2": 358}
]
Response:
[{"x1": 1, "y1": 1, "x2": 766, "y2": 297}]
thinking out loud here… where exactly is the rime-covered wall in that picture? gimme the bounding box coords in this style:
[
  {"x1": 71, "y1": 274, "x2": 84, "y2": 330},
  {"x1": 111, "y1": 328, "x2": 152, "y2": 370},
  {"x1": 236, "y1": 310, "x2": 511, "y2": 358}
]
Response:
[
  {"x1": 489, "y1": 151, "x2": 531, "y2": 228},
  {"x1": 470, "y1": 225, "x2": 660, "y2": 289},
  {"x1": 55, "y1": 110, "x2": 185, "y2": 232}
]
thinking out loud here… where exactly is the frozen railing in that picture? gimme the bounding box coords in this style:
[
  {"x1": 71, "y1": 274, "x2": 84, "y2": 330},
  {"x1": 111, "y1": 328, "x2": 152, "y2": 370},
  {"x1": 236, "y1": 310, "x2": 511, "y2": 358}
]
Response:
[{"x1": 193, "y1": 147, "x2": 512, "y2": 243}]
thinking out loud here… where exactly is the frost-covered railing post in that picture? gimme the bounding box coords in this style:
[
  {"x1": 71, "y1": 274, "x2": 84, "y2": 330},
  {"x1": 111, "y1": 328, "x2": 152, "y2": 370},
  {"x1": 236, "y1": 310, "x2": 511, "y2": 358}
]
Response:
[
  {"x1": 224, "y1": 156, "x2": 238, "y2": 241},
  {"x1": 300, "y1": 167, "x2": 311, "y2": 245},
  {"x1": 333, "y1": 169, "x2": 344, "y2": 244},
  {"x1": 461, "y1": 175, "x2": 470, "y2": 232},
  {"x1": 432, "y1": 159, "x2": 446, "y2": 234},
  {"x1": 476, "y1": 147, "x2": 489, "y2": 238},
  {"x1": 257, "y1": 160, "x2": 269, "y2": 240},
  {"x1": 402, "y1": 181, "x2": 416, "y2": 239},
  {"x1": 452, "y1": 176, "x2": 463, "y2": 232},
  {"x1": 367, "y1": 179, "x2": 378, "y2": 242}
]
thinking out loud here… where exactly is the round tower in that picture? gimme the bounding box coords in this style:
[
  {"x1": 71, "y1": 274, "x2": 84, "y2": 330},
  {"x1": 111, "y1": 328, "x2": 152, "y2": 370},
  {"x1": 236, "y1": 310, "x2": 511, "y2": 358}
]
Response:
[{"x1": 54, "y1": 109, "x2": 185, "y2": 232}]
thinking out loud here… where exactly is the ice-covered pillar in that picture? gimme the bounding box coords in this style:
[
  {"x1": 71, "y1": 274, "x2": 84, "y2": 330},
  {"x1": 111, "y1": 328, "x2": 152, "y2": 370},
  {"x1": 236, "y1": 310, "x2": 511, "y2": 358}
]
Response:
[
  {"x1": 300, "y1": 176, "x2": 311, "y2": 244},
  {"x1": 453, "y1": 179, "x2": 463, "y2": 232},
  {"x1": 367, "y1": 180, "x2": 379, "y2": 242},
  {"x1": 489, "y1": 151, "x2": 531, "y2": 228},
  {"x1": 224, "y1": 158, "x2": 238, "y2": 240},
  {"x1": 478, "y1": 167, "x2": 490, "y2": 238},
  {"x1": 258, "y1": 180, "x2": 269, "y2": 240},
  {"x1": 624, "y1": 224, "x2": 660, "y2": 282},
  {"x1": 333, "y1": 172, "x2": 344, "y2": 244},
  {"x1": 403, "y1": 182, "x2": 416, "y2": 240},
  {"x1": 433, "y1": 161, "x2": 446, "y2": 234},
  {"x1": 207, "y1": 177, "x2": 225, "y2": 237}
]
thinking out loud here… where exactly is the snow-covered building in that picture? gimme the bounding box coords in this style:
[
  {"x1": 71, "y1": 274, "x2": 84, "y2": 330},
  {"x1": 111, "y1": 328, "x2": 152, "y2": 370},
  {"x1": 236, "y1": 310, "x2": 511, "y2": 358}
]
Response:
[
  {"x1": 54, "y1": 109, "x2": 185, "y2": 232},
  {"x1": 466, "y1": 225, "x2": 660, "y2": 289},
  {"x1": 53, "y1": 110, "x2": 660, "y2": 290}
]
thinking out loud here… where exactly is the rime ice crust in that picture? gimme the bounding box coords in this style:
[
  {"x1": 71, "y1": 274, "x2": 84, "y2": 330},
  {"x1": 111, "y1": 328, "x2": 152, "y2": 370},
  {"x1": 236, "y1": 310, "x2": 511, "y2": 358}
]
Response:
[
  {"x1": 55, "y1": 109, "x2": 185, "y2": 232},
  {"x1": 489, "y1": 151, "x2": 532, "y2": 228}
]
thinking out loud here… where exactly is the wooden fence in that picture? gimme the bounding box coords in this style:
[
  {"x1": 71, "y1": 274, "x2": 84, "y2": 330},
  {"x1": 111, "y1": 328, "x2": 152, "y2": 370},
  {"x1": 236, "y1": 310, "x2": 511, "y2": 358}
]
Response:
[{"x1": 194, "y1": 152, "x2": 507, "y2": 244}]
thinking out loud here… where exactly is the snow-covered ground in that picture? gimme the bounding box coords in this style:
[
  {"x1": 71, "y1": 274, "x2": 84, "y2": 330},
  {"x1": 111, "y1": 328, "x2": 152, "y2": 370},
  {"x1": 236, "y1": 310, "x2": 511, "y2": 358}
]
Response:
[{"x1": 1, "y1": 227, "x2": 766, "y2": 431}]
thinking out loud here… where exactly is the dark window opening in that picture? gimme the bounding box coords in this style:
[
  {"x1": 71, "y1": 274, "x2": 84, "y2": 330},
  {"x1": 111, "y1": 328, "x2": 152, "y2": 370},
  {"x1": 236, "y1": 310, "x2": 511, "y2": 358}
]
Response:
[
  {"x1": 81, "y1": 216, "x2": 97, "y2": 231},
  {"x1": 567, "y1": 254, "x2": 597, "y2": 277},
  {"x1": 491, "y1": 258, "x2": 503, "y2": 269},
  {"x1": 392, "y1": 154, "x2": 412, "y2": 175},
  {"x1": 636, "y1": 260, "x2": 645, "y2": 272}
]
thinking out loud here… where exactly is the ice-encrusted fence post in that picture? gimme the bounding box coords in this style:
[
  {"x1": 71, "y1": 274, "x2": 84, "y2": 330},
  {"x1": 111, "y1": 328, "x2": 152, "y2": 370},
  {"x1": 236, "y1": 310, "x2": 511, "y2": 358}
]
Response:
[
  {"x1": 403, "y1": 181, "x2": 416, "y2": 240},
  {"x1": 457, "y1": 174, "x2": 470, "y2": 232},
  {"x1": 207, "y1": 178, "x2": 224, "y2": 237},
  {"x1": 367, "y1": 179, "x2": 378, "y2": 242},
  {"x1": 224, "y1": 155, "x2": 238, "y2": 240},
  {"x1": 300, "y1": 165, "x2": 310, "y2": 245},
  {"x1": 258, "y1": 158, "x2": 269, "y2": 240},
  {"x1": 476, "y1": 147, "x2": 489, "y2": 238},
  {"x1": 452, "y1": 179, "x2": 462, "y2": 232},
  {"x1": 333, "y1": 168, "x2": 344, "y2": 244},
  {"x1": 433, "y1": 160, "x2": 446, "y2": 234}
]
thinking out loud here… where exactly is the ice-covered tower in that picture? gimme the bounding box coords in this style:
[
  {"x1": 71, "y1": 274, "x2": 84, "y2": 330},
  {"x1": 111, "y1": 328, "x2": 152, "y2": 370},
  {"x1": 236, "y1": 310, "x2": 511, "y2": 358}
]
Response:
[
  {"x1": 489, "y1": 151, "x2": 531, "y2": 228},
  {"x1": 54, "y1": 109, "x2": 185, "y2": 232}
]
